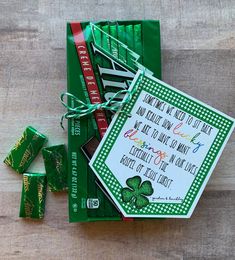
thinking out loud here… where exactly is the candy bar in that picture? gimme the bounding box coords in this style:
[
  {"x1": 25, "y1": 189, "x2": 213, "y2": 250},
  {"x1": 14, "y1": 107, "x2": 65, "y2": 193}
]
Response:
[
  {"x1": 19, "y1": 173, "x2": 47, "y2": 219},
  {"x1": 81, "y1": 137, "x2": 100, "y2": 161},
  {"x1": 4, "y1": 126, "x2": 47, "y2": 173},
  {"x1": 42, "y1": 144, "x2": 68, "y2": 192}
]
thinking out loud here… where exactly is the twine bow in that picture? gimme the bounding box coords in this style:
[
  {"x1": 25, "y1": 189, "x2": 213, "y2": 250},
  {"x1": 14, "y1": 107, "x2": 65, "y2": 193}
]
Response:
[
  {"x1": 60, "y1": 88, "x2": 135, "y2": 129},
  {"x1": 60, "y1": 69, "x2": 145, "y2": 129}
]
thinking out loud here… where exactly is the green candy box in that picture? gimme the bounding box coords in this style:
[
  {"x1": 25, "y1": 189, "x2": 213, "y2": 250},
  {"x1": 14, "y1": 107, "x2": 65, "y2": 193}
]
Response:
[{"x1": 66, "y1": 20, "x2": 162, "y2": 222}]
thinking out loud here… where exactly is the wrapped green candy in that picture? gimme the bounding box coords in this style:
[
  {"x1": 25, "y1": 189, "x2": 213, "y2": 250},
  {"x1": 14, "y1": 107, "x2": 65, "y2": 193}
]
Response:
[
  {"x1": 19, "y1": 173, "x2": 47, "y2": 219},
  {"x1": 4, "y1": 126, "x2": 47, "y2": 174},
  {"x1": 42, "y1": 144, "x2": 68, "y2": 192}
]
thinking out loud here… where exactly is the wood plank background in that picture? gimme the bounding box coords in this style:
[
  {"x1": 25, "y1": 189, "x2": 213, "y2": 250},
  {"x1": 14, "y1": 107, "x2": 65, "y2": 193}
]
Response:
[{"x1": 0, "y1": 0, "x2": 234, "y2": 259}]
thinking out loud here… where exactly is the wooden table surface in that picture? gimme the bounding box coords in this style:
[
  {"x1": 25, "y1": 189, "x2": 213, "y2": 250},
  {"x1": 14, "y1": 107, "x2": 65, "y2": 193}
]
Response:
[{"x1": 0, "y1": 0, "x2": 234, "y2": 259}]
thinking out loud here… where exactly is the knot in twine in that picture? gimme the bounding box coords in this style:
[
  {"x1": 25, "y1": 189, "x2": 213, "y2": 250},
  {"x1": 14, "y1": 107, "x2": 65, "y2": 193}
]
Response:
[{"x1": 60, "y1": 69, "x2": 145, "y2": 129}]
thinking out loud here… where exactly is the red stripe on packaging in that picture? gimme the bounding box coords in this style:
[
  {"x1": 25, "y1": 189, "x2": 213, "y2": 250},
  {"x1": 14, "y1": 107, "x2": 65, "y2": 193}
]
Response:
[{"x1": 70, "y1": 22, "x2": 108, "y2": 138}]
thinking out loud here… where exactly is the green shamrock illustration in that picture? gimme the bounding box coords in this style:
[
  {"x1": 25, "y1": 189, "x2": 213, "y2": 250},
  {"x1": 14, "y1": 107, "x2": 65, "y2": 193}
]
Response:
[{"x1": 121, "y1": 176, "x2": 154, "y2": 209}]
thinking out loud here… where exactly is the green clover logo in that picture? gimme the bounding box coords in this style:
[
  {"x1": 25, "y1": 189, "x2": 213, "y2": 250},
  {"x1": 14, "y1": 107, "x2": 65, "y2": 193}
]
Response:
[{"x1": 121, "y1": 176, "x2": 154, "y2": 209}]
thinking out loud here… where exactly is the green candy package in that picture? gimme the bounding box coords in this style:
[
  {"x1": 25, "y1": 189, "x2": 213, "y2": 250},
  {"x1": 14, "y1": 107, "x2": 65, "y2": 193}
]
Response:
[
  {"x1": 66, "y1": 20, "x2": 161, "y2": 222},
  {"x1": 19, "y1": 173, "x2": 47, "y2": 219},
  {"x1": 42, "y1": 144, "x2": 68, "y2": 192},
  {"x1": 4, "y1": 126, "x2": 47, "y2": 174}
]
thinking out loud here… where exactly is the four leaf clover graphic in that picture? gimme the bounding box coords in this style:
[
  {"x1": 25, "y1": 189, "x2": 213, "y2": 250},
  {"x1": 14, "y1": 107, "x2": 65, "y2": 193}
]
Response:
[{"x1": 121, "y1": 176, "x2": 154, "y2": 209}]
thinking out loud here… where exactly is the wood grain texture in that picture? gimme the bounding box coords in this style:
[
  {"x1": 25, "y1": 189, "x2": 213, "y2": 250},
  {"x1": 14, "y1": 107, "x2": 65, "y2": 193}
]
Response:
[{"x1": 0, "y1": 0, "x2": 234, "y2": 259}]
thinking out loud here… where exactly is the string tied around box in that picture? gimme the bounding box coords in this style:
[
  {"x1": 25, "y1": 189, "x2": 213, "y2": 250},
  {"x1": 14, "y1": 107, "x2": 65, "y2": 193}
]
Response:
[{"x1": 60, "y1": 69, "x2": 145, "y2": 129}]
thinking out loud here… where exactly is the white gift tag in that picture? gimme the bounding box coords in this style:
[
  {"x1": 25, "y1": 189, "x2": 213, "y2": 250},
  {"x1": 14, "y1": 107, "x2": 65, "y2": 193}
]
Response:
[{"x1": 89, "y1": 70, "x2": 234, "y2": 218}]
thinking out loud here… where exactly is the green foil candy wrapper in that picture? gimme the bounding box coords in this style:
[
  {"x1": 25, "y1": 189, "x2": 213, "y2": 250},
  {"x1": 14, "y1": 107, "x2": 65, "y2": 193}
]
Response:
[
  {"x1": 42, "y1": 144, "x2": 68, "y2": 192},
  {"x1": 19, "y1": 173, "x2": 47, "y2": 219},
  {"x1": 4, "y1": 126, "x2": 47, "y2": 174}
]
